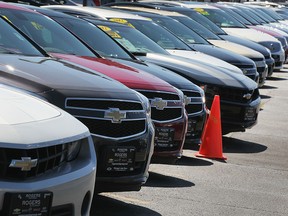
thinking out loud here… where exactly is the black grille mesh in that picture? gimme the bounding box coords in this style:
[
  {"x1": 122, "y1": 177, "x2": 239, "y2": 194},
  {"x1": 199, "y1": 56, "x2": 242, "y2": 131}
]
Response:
[
  {"x1": 77, "y1": 118, "x2": 146, "y2": 137},
  {"x1": 151, "y1": 108, "x2": 182, "y2": 121},
  {"x1": 0, "y1": 142, "x2": 74, "y2": 180}
]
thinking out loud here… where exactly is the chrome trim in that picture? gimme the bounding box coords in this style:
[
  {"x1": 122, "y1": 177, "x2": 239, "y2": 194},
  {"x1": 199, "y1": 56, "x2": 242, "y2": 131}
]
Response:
[{"x1": 9, "y1": 157, "x2": 38, "y2": 171}]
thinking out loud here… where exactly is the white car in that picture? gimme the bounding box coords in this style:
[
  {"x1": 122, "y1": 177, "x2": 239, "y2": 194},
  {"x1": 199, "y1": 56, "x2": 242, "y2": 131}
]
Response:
[{"x1": 0, "y1": 84, "x2": 96, "y2": 216}]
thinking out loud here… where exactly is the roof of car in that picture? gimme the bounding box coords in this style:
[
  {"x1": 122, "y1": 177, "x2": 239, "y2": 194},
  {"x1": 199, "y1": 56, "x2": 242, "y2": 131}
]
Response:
[
  {"x1": 43, "y1": 5, "x2": 151, "y2": 20},
  {"x1": 110, "y1": 6, "x2": 186, "y2": 17}
]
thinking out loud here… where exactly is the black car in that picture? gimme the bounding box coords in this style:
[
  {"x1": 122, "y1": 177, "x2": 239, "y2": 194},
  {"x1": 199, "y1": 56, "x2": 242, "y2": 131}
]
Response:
[
  {"x1": 89, "y1": 20, "x2": 261, "y2": 134},
  {"x1": 26, "y1": 6, "x2": 207, "y2": 146},
  {"x1": 0, "y1": 11, "x2": 154, "y2": 193}
]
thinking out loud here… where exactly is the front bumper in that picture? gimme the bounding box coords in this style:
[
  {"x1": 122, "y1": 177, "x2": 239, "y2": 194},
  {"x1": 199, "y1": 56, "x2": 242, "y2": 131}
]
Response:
[
  {"x1": 265, "y1": 56, "x2": 275, "y2": 77},
  {"x1": 0, "y1": 136, "x2": 96, "y2": 216},
  {"x1": 93, "y1": 121, "x2": 154, "y2": 193},
  {"x1": 219, "y1": 97, "x2": 261, "y2": 134},
  {"x1": 254, "y1": 61, "x2": 268, "y2": 88},
  {"x1": 152, "y1": 111, "x2": 188, "y2": 162},
  {"x1": 271, "y1": 49, "x2": 285, "y2": 70},
  {"x1": 205, "y1": 87, "x2": 261, "y2": 135}
]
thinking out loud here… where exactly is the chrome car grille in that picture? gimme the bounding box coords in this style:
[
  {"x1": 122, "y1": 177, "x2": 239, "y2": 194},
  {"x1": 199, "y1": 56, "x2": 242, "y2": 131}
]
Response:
[
  {"x1": 205, "y1": 86, "x2": 260, "y2": 104},
  {"x1": 0, "y1": 141, "x2": 82, "y2": 180},
  {"x1": 182, "y1": 90, "x2": 204, "y2": 116},
  {"x1": 65, "y1": 98, "x2": 147, "y2": 139},
  {"x1": 137, "y1": 90, "x2": 183, "y2": 122}
]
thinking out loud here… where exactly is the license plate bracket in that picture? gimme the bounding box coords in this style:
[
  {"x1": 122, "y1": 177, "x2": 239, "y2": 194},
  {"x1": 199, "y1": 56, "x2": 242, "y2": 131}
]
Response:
[
  {"x1": 104, "y1": 146, "x2": 136, "y2": 172},
  {"x1": 3, "y1": 191, "x2": 53, "y2": 216},
  {"x1": 155, "y1": 127, "x2": 175, "y2": 147}
]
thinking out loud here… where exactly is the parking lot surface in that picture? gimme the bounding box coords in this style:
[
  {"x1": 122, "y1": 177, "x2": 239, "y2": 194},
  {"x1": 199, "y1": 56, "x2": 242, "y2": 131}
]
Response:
[{"x1": 90, "y1": 68, "x2": 288, "y2": 216}]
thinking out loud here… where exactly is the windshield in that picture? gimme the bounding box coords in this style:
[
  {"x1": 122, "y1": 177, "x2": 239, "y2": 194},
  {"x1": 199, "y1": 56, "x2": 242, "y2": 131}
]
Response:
[
  {"x1": 219, "y1": 7, "x2": 252, "y2": 26},
  {"x1": 248, "y1": 8, "x2": 275, "y2": 23},
  {"x1": 0, "y1": 17, "x2": 42, "y2": 56},
  {"x1": 108, "y1": 18, "x2": 192, "y2": 50},
  {"x1": 179, "y1": 9, "x2": 227, "y2": 35},
  {"x1": 256, "y1": 8, "x2": 279, "y2": 22},
  {"x1": 96, "y1": 23, "x2": 170, "y2": 55},
  {"x1": 0, "y1": 8, "x2": 95, "y2": 56},
  {"x1": 260, "y1": 7, "x2": 284, "y2": 21},
  {"x1": 193, "y1": 7, "x2": 247, "y2": 28},
  {"x1": 173, "y1": 16, "x2": 221, "y2": 40},
  {"x1": 231, "y1": 7, "x2": 260, "y2": 25},
  {"x1": 51, "y1": 16, "x2": 133, "y2": 59},
  {"x1": 144, "y1": 15, "x2": 209, "y2": 45}
]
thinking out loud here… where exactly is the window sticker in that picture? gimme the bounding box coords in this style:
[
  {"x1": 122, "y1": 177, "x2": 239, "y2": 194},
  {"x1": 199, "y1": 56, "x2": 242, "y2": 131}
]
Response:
[
  {"x1": 108, "y1": 18, "x2": 135, "y2": 28},
  {"x1": 31, "y1": 21, "x2": 43, "y2": 30},
  {"x1": 194, "y1": 8, "x2": 209, "y2": 16},
  {"x1": 98, "y1": 25, "x2": 122, "y2": 38}
]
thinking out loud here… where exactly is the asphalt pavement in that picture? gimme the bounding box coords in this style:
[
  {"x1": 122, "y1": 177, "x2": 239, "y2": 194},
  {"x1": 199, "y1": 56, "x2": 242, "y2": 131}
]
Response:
[{"x1": 90, "y1": 67, "x2": 288, "y2": 216}]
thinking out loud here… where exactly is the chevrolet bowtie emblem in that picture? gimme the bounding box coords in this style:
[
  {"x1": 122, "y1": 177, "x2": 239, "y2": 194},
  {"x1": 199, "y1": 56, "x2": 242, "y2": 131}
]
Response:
[
  {"x1": 243, "y1": 93, "x2": 252, "y2": 100},
  {"x1": 9, "y1": 157, "x2": 38, "y2": 171},
  {"x1": 151, "y1": 98, "x2": 167, "y2": 110},
  {"x1": 105, "y1": 108, "x2": 126, "y2": 123},
  {"x1": 184, "y1": 95, "x2": 191, "y2": 105}
]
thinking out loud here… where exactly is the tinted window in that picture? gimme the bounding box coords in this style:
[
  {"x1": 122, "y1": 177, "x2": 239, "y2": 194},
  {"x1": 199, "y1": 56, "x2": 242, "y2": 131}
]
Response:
[
  {"x1": 53, "y1": 16, "x2": 133, "y2": 59},
  {"x1": 0, "y1": 8, "x2": 95, "y2": 56},
  {"x1": 0, "y1": 17, "x2": 42, "y2": 56}
]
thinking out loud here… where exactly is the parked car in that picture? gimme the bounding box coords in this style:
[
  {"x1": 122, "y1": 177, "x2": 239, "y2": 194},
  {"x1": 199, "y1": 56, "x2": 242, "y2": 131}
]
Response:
[
  {"x1": 108, "y1": 6, "x2": 269, "y2": 86},
  {"x1": 26, "y1": 6, "x2": 206, "y2": 147},
  {"x1": 76, "y1": 18, "x2": 261, "y2": 135},
  {"x1": 0, "y1": 84, "x2": 96, "y2": 216},
  {"x1": 186, "y1": 3, "x2": 286, "y2": 70},
  {"x1": 124, "y1": 1, "x2": 276, "y2": 76},
  {"x1": 0, "y1": 3, "x2": 190, "y2": 164},
  {"x1": 0, "y1": 11, "x2": 154, "y2": 193}
]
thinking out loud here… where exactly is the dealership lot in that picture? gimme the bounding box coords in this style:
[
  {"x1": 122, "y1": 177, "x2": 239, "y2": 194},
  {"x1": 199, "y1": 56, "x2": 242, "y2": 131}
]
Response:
[{"x1": 91, "y1": 68, "x2": 288, "y2": 216}]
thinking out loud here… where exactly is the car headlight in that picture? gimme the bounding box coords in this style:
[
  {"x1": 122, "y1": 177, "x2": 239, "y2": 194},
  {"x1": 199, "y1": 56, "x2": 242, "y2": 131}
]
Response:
[{"x1": 66, "y1": 140, "x2": 82, "y2": 161}]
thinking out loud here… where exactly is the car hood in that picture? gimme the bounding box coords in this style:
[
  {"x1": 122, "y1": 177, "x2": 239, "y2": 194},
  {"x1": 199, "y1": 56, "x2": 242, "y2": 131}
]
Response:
[
  {"x1": 52, "y1": 53, "x2": 176, "y2": 93},
  {"x1": 111, "y1": 58, "x2": 199, "y2": 90},
  {"x1": 190, "y1": 44, "x2": 255, "y2": 67},
  {"x1": 166, "y1": 49, "x2": 243, "y2": 74},
  {"x1": 0, "y1": 55, "x2": 140, "y2": 101},
  {"x1": 207, "y1": 40, "x2": 264, "y2": 59},
  {"x1": 0, "y1": 85, "x2": 60, "y2": 125},
  {"x1": 0, "y1": 85, "x2": 89, "y2": 146},
  {"x1": 139, "y1": 53, "x2": 258, "y2": 90},
  {"x1": 219, "y1": 34, "x2": 272, "y2": 57},
  {"x1": 222, "y1": 28, "x2": 279, "y2": 43}
]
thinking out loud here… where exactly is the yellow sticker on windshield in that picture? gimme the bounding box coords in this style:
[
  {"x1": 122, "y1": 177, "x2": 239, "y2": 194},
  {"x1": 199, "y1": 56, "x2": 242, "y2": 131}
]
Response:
[
  {"x1": 98, "y1": 25, "x2": 111, "y2": 31},
  {"x1": 194, "y1": 8, "x2": 209, "y2": 16},
  {"x1": 109, "y1": 18, "x2": 128, "y2": 24},
  {"x1": 1, "y1": 15, "x2": 11, "y2": 23},
  {"x1": 31, "y1": 21, "x2": 43, "y2": 30},
  {"x1": 109, "y1": 18, "x2": 135, "y2": 28},
  {"x1": 98, "y1": 25, "x2": 122, "y2": 38}
]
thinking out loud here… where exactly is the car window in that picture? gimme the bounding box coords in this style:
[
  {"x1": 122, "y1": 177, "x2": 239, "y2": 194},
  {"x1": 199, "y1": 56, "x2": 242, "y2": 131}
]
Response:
[
  {"x1": 0, "y1": 8, "x2": 95, "y2": 56},
  {"x1": 194, "y1": 8, "x2": 246, "y2": 28},
  {"x1": 96, "y1": 23, "x2": 170, "y2": 55},
  {"x1": 108, "y1": 18, "x2": 191, "y2": 50},
  {"x1": 53, "y1": 16, "x2": 133, "y2": 59},
  {"x1": 0, "y1": 17, "x2": 42, "y2": 56}
]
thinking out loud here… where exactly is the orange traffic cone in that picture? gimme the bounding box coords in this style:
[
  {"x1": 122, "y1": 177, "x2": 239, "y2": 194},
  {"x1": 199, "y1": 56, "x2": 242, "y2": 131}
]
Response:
[{"x1": 195, "y1": 95, "x2": 227, "y2": 160}]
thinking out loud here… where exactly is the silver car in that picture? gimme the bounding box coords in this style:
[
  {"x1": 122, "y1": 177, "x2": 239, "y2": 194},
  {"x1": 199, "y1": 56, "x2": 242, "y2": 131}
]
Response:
[{"x1": 0, "y1": 84, "x2": 96, "y2": 216}]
